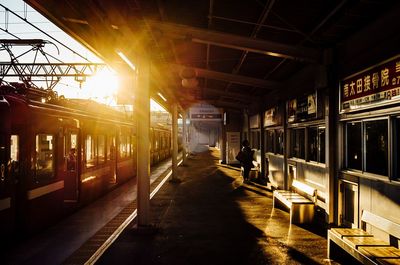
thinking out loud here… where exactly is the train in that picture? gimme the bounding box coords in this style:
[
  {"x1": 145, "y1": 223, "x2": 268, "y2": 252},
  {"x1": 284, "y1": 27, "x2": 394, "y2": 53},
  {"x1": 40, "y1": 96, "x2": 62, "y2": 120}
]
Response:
[{"x1": 0, "y1": 83, "x2": 172, "y2": 240}]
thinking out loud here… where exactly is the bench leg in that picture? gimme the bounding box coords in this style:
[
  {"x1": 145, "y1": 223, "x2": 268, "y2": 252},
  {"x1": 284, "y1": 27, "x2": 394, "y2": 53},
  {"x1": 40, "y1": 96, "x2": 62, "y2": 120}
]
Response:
[{"x1": 290, "y1": 204, "x2": 314, "y2": 224}]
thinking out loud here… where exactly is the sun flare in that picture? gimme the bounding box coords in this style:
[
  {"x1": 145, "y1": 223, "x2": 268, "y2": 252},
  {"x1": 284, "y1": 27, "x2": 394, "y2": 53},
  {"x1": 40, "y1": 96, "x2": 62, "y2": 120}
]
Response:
[{"x1": 79, "y1": 67, "x2": 119, "y2": 105}]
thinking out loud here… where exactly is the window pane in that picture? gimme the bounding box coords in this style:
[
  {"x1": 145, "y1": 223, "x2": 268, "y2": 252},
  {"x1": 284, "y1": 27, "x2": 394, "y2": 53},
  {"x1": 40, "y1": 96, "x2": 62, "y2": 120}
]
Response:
[
  {"x1": 347, "y1": 122, "x2": 362, "y2": 170},
  {"x1": 308, "y1": 127, "x2": 318, "y2": 162},
  {"x1": 251, "y1": 131, "x2": 260, "y2": 149},
  {"x1": 120, "y1": 135, "x2": 127, "y2": 158},
  {"x1": 108, "y1": 136, "x2": 116, "y2": 161},
  {"x1": 266, "y1": 130, "x2": 274, "y2": 153},
  {"x1": 11, "y1": 135, "x2": 19, "y2": 162},
  {"x1": 290, "y1": 128, "x2": 305, "y2": 159},
  {"x1": 365, "y1": 120, "x2": 388, "y2": 176},
  {"x1": 86, "y1": 135, "x2": 96, "y2": 168},
  {"x1": 319, "y1": 128, "x2": 326, "y2": 163},
  {"x1": 127, "y1": 135, "x2": 131, "y2": 157},
  {"x1": 35, "y1": 134, "x2": 54, "y2": 180},
  {"x1": 98, "y1": 135, "x2": 105, "y2": 164},
  {"x1": 276, "y1": 130, "x2": 284, "y2": 155}
]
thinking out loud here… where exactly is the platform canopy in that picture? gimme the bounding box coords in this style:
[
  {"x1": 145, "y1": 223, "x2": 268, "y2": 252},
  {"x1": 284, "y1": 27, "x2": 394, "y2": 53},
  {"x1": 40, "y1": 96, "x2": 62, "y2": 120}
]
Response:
[{"x1": 25, "y1": 0, "x2": 399, "y2": 112}]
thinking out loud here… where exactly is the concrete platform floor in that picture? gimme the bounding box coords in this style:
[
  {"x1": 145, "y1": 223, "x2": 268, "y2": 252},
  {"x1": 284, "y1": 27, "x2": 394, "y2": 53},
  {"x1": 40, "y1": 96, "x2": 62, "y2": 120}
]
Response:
[{"x1": 97, "y1": 147, "x2": 343, "y2": 265}]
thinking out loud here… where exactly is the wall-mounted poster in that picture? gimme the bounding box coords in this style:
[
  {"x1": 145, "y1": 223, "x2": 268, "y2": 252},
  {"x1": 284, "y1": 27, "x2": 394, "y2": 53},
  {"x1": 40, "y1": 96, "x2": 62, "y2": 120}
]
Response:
[
  {"x1": 340, "y1": 54, "x2": 400, "y2": 112},
  {"x1": 226, "y1": 132, "x2": 241, "y2": 165},
  {"x1": 249, "y1": 114, "x2": 260, "y2": 129},
  {"x1": 308, "y1": 93, "x2": 317, "y2": 115},
  {"x1": 287, "y1": 99, "x2": 297, "y2": 123},
  {"x1": 264, "y1": 107, "x2": 282, "y2": 127},
  {"x1": 287, "y1": 91, "x2": 317, "y2": 123}
]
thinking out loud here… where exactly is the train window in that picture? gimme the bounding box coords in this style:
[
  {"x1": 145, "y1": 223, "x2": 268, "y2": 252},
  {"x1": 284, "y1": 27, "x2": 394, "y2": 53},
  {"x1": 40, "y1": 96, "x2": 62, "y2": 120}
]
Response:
[
  {"x1": 107, "y1": 136, "x2": 116, "y2": 161},
  {"x1": 11, "y1": 135, "x2": 19, "y2": 162},
  {"x1": 35, "y1": 134, "x2": 54, "y2": 180},
  {"x1": 276, "y1": 130, "x2": 284, "y2": 155},
  {"x1": 290, "y1": 128, "x2": 305, "y2": 159},
  {"x1": 365, "y1": 120, "x2": 388, "y2": 176},
  {"x1": 127, "y1": 135, "x2": 131, "y2": 157},
  {"x1": 98, "y1": 135, "x2": 106, "y2": 164},
  {"x1": 155, "y1": 132, "x2": 159, "y2": 151},
  {"x1": 395, "y1": 119, "x2": 400, "y2": 180},
  {"x1": 119, "y1": 135, "x2": 127, "y2": 158},
  {"x1": 346, "y1": 122, "x2": 362, "y2": 170},
  {"x1": 265, "y1": 130, "x2": 274, "y2": 153},
  {"x1": 86, "y1": 135, "x2": 97, "y2": 168}
]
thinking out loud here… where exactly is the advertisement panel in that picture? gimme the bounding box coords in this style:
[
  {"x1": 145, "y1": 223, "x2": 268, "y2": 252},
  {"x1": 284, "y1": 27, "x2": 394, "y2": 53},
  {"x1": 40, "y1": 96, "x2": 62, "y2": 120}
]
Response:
[
  {"x1": 287, "y1": 91, "x2": 317, "y2": 123},
  {"x1": 226, "y1": 132, "x2": 241, "y2": 165}
]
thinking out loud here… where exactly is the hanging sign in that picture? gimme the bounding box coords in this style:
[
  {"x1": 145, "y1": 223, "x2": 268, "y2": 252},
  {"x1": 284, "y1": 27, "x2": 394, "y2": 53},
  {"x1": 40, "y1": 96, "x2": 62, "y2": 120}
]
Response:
[
  {"x1": 340, "y1": 55, "x2": 400, "y2": 112},
  {"x1": 189, "y1": 103, "x2": 222, "y2": 121}
]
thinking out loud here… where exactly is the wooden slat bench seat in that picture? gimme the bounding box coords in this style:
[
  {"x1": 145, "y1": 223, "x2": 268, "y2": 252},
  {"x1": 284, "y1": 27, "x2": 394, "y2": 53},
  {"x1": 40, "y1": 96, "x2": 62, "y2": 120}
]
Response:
[
  {"x1": 376, "y1": 258, "x2": 400, "y2": 265},
  {"x1": 359, "y1": 246, "x2": 400, "y2": 259},
  {"x1": 328, "y1": 210, "x2": 400, "y2": 265},
  {"x1": 272, "y1": 179, "x2": 316, "y2": 224}
]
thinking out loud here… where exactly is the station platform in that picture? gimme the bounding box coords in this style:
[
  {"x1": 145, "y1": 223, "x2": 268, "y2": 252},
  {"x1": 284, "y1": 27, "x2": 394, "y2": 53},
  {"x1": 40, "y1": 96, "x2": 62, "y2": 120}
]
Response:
[
  {"x1": 4, "y1": 146, "x2": 344, "y2": 265},
  {"x1": 96, "y1": 146, "x2": 340, "y2": 265}
]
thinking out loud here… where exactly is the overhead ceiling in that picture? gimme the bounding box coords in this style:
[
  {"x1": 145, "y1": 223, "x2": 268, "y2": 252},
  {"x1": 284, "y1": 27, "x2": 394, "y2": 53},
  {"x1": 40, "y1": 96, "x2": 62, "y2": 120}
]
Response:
[{"x1": 24, "y1": 0, "x2": 398, "y2": 112}]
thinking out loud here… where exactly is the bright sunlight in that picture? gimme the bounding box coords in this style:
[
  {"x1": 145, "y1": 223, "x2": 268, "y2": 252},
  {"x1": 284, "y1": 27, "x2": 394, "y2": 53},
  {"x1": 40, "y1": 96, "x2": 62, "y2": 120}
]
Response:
[{"x1": 79, "y1": 67, "x2": 119, "y2": 105}]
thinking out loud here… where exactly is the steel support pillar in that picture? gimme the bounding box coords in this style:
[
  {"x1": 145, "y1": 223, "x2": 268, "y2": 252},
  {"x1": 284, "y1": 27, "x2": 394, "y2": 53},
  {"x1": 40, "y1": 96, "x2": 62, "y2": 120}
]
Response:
[
  {"x1": 221, "y1": 122, "x2": 226, "y2": 164},
  {"x1": 171, "y1": 103, "x2": 180, "y2": 181},
  {"x1": 182, "y1": 109, "x2": 187, "y2": 165},
  {"x1": 136, "y1": 57, "x2": 150, "y2": 226}
]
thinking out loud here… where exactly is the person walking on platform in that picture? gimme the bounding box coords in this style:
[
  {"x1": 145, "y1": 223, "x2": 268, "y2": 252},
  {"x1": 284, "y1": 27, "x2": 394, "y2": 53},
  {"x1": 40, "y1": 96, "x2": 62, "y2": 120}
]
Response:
[{"x1": 236, "y1": 140, "x2": 254, "y2": 183}]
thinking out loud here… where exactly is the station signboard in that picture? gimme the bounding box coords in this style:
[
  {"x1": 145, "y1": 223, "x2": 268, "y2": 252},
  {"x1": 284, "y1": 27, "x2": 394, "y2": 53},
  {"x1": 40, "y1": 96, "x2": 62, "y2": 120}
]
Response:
[
  {"x1": 189, "y1": 104, "x2": 222, "y2": 121},
  {"x1": 340, "y1": 55, "x2": 400, "y2": 113}
]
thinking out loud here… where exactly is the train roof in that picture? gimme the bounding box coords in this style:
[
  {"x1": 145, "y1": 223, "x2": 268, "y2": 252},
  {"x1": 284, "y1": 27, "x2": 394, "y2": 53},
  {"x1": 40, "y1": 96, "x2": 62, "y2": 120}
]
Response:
[{"x1": 0, "y1": 83, "x2": 133, "y2": 123}]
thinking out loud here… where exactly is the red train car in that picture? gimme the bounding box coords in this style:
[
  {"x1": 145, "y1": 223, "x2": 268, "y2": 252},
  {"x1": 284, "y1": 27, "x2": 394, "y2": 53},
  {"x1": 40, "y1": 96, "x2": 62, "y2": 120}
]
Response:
[{"x1": 0, "y1": 83, "x2": 171, "y2": 240}]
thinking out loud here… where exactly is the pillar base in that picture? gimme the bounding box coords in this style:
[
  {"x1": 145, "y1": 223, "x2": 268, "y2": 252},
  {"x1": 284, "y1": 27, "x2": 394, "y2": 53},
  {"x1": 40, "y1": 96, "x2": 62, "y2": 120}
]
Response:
[
  {"x1": 131, "y1": 224, "x2": 159, "y2": 235},
  {"x1": 169, "y1": 177, "x2": 182, "y2": 184}
]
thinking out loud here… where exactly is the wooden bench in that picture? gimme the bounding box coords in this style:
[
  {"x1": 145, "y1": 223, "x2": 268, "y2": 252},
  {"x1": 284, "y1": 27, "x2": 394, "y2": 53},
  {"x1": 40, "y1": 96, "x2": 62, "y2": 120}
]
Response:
[
  {"x1": 272, "y1": 179, "x2": 316, "y2": 224},
  {"x1": 328, "y1": 210, "x2": 400, "y2": 265}
]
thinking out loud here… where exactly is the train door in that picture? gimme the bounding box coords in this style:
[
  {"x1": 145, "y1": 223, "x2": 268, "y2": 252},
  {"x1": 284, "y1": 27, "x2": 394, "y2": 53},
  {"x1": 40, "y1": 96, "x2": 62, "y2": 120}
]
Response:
[
  {"x1": 109, "y1": 135, "x2": 117, "y2": 184},
  {"x1": 338, "y1": 179, "x2": 359, "y2": 228},
  {"x1": 63, "y1": 129, "x2": 79, "y2": 202}
]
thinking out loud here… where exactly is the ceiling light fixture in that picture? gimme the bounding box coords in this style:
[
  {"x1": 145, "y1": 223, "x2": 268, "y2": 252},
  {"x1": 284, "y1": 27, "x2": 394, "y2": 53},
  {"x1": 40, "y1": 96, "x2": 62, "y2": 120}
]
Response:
[
  {"x1": 117, "y1": 51, "x2": 136, "y2": 71},
  {"x1": 157, "y1": 92, "x2": 167, "y2": 102}
]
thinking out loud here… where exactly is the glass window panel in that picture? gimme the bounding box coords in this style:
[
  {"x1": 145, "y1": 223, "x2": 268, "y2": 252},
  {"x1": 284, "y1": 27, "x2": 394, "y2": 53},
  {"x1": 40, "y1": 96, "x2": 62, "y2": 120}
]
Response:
[
  {"x1": 35, "y1": 134, "x2": 54, "y2": 180},
  {"x1": 11, "y1": 135, "x2": 19, "y2": 162},
  {"x1": 266, "y1": 130, "x2": 274, "y2": 153},
  {"x1": 319, "y1": 128, "x2": 326, "y2": 163},
  {"x1": 98, "y1": 135, "x2": 106, "y2": 164},
  {"x1": 108, "y1": 136, "x2": 116, "y2": 161},
  {"x1": 276, "y1": 130, "x2": 284, "y2": 155},
  {"x1": 86, "y1": 135, "x2": 96, "y2": 168},
  {"x1": 119, "y1": 135, "x2": 127, "y2": 158},
  {"x1": 365, "y1": 120, "x2": 388, "y2": 176},
  {"x1": 290, "y1": 128, "x2": 305, "y2": 159},
  {"x1": 395, "y1": 119, "x2": 400, "y2": 179},
  {"x1": 71, "y1": 134, "x2": 77, "y2": 149},
  {"x1": 127, "y1": 135, "x2": 131, "y2": 157},
  {"x1": 347, "y1": 122, "x2": 362, "y2": 170},
  {"x1": 308, "y1": 127, "x2": 318, "y2": 162}
]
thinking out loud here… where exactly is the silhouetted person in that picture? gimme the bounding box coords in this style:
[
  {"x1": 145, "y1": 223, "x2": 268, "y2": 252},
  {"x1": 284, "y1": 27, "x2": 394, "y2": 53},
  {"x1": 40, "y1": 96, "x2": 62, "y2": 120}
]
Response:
[{"x1": 236, "y1": 140, "x2": 254, "y2": 183}]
